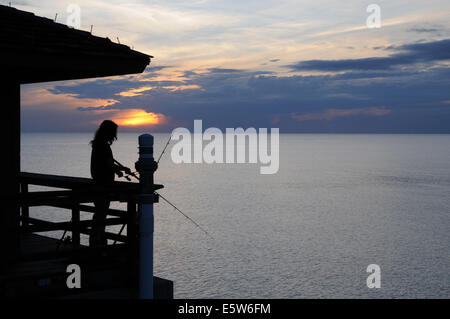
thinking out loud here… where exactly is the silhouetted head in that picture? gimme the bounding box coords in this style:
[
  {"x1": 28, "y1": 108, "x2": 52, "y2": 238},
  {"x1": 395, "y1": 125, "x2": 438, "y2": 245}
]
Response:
[{"x1": 91, "y1": 120, "x2": 118, "y2": 145}]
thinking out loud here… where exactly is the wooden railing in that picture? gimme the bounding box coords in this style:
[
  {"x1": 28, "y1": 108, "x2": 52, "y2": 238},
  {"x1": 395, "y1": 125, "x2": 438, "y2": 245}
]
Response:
[{"x1": 19, "y1": 172, "x2": 163, "y2": 260}]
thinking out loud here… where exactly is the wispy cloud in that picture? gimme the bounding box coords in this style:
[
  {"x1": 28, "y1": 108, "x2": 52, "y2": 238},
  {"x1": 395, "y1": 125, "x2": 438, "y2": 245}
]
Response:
[
  {"x1": 304, "y1": 12, "x2": 447, "y2": 39},
  {"x1": 292, "y1": 107, "x2": 391, "y2": 121}
]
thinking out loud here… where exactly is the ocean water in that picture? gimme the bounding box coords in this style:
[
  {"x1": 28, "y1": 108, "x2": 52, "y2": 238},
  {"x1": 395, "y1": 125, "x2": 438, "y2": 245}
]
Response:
[{"x1": 21, "y1": 133, "x2": 450, "y2": 298}]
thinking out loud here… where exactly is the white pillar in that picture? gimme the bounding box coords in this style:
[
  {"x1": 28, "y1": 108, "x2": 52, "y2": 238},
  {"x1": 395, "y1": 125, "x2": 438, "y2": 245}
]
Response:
[{"x1": 136, "y1": 134, "x2": 157, "y2": 299}]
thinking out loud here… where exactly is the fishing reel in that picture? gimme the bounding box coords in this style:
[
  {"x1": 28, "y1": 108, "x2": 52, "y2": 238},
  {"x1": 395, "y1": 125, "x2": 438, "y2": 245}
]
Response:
[
  {"x1": 114, "y1": 159, "x2": 140, "y2": 181},
  {"x1": 117, "y1": 170, "x2": 140, "y2": 181},
  {"x1": 123, "y1": 171, "x2": 139, "y2": 181}
]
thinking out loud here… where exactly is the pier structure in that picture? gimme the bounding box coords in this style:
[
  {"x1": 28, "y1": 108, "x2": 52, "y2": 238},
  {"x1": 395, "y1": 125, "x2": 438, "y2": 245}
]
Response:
[{"x1": 0, "y1": 4, "x2": 173, "y2": 298}]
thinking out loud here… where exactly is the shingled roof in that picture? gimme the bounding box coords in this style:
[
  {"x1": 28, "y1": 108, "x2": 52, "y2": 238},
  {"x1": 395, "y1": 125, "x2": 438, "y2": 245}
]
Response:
[{"x1": 0, "y1": 4, "x2": 152, "y2": 84}]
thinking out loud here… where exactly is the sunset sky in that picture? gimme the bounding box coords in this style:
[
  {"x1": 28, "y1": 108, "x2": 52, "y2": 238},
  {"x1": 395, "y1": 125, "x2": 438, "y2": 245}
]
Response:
[{"x1": 17, "y1": 0, "x2": 450, "y2": 132}]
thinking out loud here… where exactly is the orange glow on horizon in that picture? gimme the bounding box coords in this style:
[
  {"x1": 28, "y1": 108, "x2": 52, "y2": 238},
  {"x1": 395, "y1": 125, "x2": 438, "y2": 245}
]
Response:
[{"x1": 111, "y1": 109, "x2": 168, "y2": 127}]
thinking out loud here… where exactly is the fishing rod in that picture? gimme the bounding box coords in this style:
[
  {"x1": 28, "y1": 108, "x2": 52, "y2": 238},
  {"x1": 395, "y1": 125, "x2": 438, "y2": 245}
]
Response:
[
  {"x1": 114, "y1": 133, "x2": 171, "y2": 179},
  {"x1": 59, "y1": 138, "x2": 193, "y2": 247},
  {"x1": 57, "y1": 225, "x2": 71, "y2": 250}
]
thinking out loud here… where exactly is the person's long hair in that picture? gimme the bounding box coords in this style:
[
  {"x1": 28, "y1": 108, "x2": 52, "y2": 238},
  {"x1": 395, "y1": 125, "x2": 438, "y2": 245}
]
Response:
[{"x1": 91, "y1": 120, "x2": 118, "y2": 146}]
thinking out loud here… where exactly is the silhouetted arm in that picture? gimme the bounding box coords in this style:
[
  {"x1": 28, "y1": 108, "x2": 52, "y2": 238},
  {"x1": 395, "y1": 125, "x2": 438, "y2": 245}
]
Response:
[{"x1": 113, "y1": 158, "x2": 132, "y2": 175}]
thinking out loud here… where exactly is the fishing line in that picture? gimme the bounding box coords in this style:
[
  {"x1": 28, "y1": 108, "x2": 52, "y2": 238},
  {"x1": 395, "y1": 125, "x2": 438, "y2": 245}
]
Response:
[
  {"x1": 156, "y1": 192, "x2": 214, "y2": 239},
  {"x1": 157, "y1": 133, "x2": 172, "y2": 164},
  {"x1": 113, "y1": 166, "x2": 213, "y2": 241}
]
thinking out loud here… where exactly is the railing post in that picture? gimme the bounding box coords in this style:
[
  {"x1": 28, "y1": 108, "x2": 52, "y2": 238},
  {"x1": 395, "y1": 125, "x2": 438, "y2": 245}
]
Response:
[
  {"x1": 135, "y1": 134, "x2": 158, "y2": 299},
  {"x1": 126, "y1": 197, "x2": 138, "y2": 289},
  {"x1": 72, "y1": 205, "x2": 80, "y2": 247},
  {"x1": 20, "y1": 183, "x2": 29, "y2": 227}
]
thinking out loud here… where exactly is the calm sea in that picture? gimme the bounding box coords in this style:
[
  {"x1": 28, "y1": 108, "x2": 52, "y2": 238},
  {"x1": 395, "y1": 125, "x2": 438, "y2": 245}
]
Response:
[{"x1": 21, "y1": 133, "x2": 450, "y2": 298}]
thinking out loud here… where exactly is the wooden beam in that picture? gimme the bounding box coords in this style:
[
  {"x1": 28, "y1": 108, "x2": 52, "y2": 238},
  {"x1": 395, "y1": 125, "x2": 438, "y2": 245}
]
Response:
[
  {"x1": 51, "y1": 203, "x2": 126, "y2": 217},
  {"x1": 22, "y1": 217, "x2": 126, "y2": 232},
  {"x1": 0, "y1": 81, "x2": 20, "y2": 272},
  {"x1": 20, "y1": 171, "x2": 163, "y2": 192}
]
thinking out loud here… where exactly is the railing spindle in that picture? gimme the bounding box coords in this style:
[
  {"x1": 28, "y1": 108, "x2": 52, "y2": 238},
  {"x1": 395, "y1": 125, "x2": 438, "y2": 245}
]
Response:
[
  {"x1": 20, "y1": 183, "x2": 29, "y2": 227},
  {"x1": 72, "y1": 205, "x2": 80, "y2": 247}
]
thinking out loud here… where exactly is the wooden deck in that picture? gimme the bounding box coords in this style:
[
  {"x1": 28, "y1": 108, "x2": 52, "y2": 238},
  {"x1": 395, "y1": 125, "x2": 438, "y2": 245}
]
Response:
[
  {"x1": 0, "y1": 172, "x2": 172, "y2": 299},
  {"x1": 1, "y1": 233, "x2": 172, "y2": 298}
]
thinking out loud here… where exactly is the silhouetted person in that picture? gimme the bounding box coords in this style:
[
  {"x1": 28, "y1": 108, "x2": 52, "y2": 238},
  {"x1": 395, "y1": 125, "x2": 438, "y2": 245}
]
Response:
[{"x1": 89, "y1": 120, "x2": 131, "y2": 247}]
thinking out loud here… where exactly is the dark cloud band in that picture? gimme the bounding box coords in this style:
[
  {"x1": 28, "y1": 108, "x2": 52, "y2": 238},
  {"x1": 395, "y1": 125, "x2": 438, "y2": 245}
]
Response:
[{"x1": 288, "y1": 39, "x2": 450, "y2": 71}]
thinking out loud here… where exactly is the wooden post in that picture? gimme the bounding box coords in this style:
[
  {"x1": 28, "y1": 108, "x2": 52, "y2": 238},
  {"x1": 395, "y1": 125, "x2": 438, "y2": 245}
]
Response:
[
  {"x1": 72, "y1": 205, "x2": 80, "y2": 247},
  {"x1": 1, "y1": 82, "x2": 20, "y2": 272},
  {"x1": 136, "y1": 134, "x2": 157, "y2": 299},
  {"x1": 126, "y1": 197, "x2": 138, "y2": 291},
  {"x1": 20, "y1": 183, "x2": 29, "y2": 227}
]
